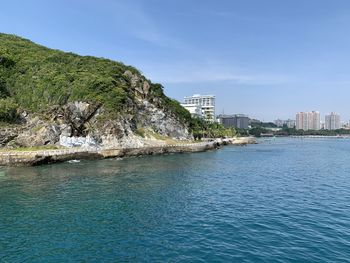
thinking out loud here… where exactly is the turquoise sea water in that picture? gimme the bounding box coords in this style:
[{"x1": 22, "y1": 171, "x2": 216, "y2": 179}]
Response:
[{"x1": 1, "y1": 138, "x2": 350, "y2": 262}]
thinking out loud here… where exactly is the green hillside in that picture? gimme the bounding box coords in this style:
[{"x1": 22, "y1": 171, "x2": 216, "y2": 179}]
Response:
[{"x1": 0, "y1": 33, "x2": 190, "y2": 123}]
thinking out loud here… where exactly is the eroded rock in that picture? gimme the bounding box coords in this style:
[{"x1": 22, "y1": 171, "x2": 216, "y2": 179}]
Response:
[{"x1": 0, "y1": 98, "x2": 192, "y2": 149}]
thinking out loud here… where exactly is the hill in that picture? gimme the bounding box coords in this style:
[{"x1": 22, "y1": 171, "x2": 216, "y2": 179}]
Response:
[
  {"x1": 0, "y1": 33, "x2": 190, "y2": 122},
  {"x1": 0, "y1": 33, "x2": 193, "y2": 148}
]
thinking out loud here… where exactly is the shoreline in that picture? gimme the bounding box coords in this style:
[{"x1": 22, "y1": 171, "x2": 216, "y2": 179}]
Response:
[
  {"x1": 0, "y1": 137, "x2": 256, "y2": 167},
  {"x1": 268, "y1": 135, "x2": 350, "y2": 139},
  {"x1": 289, "y1": 135, "x2": 350, "y2": 138}
]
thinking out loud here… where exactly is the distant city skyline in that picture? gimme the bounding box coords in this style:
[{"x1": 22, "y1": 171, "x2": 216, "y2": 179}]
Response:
[{"x1": 2, "y1": 0, "x2": 350, "y2": 121}]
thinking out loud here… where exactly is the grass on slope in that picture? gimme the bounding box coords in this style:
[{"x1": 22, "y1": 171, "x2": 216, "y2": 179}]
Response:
[{"x1": 0, "y1": 33, "x2": 191, "y2": 124}]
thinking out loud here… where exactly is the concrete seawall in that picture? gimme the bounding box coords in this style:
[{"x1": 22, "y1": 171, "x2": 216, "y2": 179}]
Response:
[{"x1": 0, "y1": 137, "x2": 256, "y2": 166}]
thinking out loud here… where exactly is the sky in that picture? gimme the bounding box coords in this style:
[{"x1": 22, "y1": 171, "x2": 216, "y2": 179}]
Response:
[{"x1": 2, "y1": 0, "x2": 350, "y2": 121}]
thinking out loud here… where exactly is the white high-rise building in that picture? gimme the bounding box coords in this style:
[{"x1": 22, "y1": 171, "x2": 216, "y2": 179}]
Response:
[
  {"x1": 325, "y1": 112, "x2": 341, "y2": 130},
  {"x1": 296, "y1": 111, "x2": 320, "y2": 130},
  {"x1": 184, "y1": 94, "x2": 215, "y2": 122},
  {"x1": 180, "y1": 103, "x2": 203, "y2": 119}
]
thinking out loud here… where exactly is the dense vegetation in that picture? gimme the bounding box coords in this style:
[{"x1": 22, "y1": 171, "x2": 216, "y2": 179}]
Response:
[
  {"x1": 0, "y1": 98, "x2": 18, "y2": 122},
  {"x1": 0, "y1": 33, "x2": 189, "y2": 124},
  {"x1": 190, "y1": 118, "x2": 236, "y2": 139},
  {"x1": 248, "y1": 127, "x2": 271, "y2": 137},
  {"x1": 274, "y1": 127, "x2": 350, "y2": 136},
  {"x1": 244, "y1": 125, "x2": 350, "y2": 137},
  {"x1": 250, "y1": 120, "x2": 277, "y2": 128}
]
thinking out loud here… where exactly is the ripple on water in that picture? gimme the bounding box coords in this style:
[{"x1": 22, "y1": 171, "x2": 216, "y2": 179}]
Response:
[{"x1": 1, "y1": 138, "x2": 350, "y2": 262}]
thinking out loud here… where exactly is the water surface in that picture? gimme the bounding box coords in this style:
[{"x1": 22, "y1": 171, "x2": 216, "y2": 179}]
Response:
[{"x1": 1, "y1": 138, "x2": 350, "y2": 262}]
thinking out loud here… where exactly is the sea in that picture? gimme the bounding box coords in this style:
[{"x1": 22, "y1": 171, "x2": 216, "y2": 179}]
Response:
[{"x1": 1, "y1": 137, "x2": 350, "y2": 262}]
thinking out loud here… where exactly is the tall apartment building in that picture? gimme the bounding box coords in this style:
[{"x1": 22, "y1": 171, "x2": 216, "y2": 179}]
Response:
[
  {"x1": 325, "y1": 112, "x2": 341, "y2": 130},
  {"x1": 296, "y1": 111, "x2": 320, "y2": 130},
  {"x1": 296, "y1": 113, "x2": 305, "y2": 130},
  {"x1": 184, "y1": 94, "x2": 215, "y2": 122}
]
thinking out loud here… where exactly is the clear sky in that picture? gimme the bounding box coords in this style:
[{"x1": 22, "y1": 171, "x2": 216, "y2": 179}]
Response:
[{"x1": 2, "y1": 0, "x2": 350, "y2": 121}]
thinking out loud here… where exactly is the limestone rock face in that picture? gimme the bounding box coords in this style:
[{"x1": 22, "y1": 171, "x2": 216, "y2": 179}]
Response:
[
  {"x1": 1, "y1": 97, "x2": 192, "y2": 149},
  {"x1": 62, "y1": 102, "x2": 101, "y2": 136},
  {"x1": 124, "y1": 70, "x2": 150, "y2": 98},
  {"x1": 10, "y1": 117, "x2": 61, "y2": 147},
  {"x1": 0, "y1": 127, "x2": 20, "y2": 147},
  {"x1": 135, "y1": 100, "x2": 191, "y2": 140}
]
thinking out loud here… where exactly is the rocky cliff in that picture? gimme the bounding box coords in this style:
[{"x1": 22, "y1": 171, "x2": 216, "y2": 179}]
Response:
[{"x1": 0, "y1": 34, "x2": 193, "y2": 149}]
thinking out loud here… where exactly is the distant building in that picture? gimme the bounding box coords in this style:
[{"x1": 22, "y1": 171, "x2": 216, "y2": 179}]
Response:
[
  {"x1": 217, "y1": 114, "x2": 250, "y2": 129},
  {"x1": 180, "y1": 103, "x2": 203, "y2": 119},
  {"x1": 296, "y1": 111, "x2": 320, "y2": 130},
  {"x1": 285, "y1": 119, "x2": 296, "y2": 128},
  {"x1": 325, "y1": 112, "x2": 341, "y2": 130},
  {"x1": 184, "y1": 94, "x2": 215, "y2": 122},
  {"x1": 274, "y1": 119, "x2": 296, "y2": 128},
  {"x1": 274, "y1": 119, "x2": 284, "y2": 127}
]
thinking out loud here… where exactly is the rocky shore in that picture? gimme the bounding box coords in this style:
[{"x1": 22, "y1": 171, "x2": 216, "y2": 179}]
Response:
[{"x1": 0, "y1": 137, "x2": 256, "y2": 166}]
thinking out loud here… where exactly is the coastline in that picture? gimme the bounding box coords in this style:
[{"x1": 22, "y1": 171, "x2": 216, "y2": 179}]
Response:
[
  {"x1": 0, "y1": 137, "x2": 256, "y2": 167},
  {"x1": 289, "y1": 135, "x2": 350, "y2": 138}
]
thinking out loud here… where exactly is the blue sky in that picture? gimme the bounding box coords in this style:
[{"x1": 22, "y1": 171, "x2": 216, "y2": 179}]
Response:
[{"x1": 2, "y1": 0, "x2": 350, "y2": 121}]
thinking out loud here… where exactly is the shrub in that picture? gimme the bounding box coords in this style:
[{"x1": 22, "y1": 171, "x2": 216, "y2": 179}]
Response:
[{"x1": 0, "y1": 98, "x2": 19, "y2": 122}]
